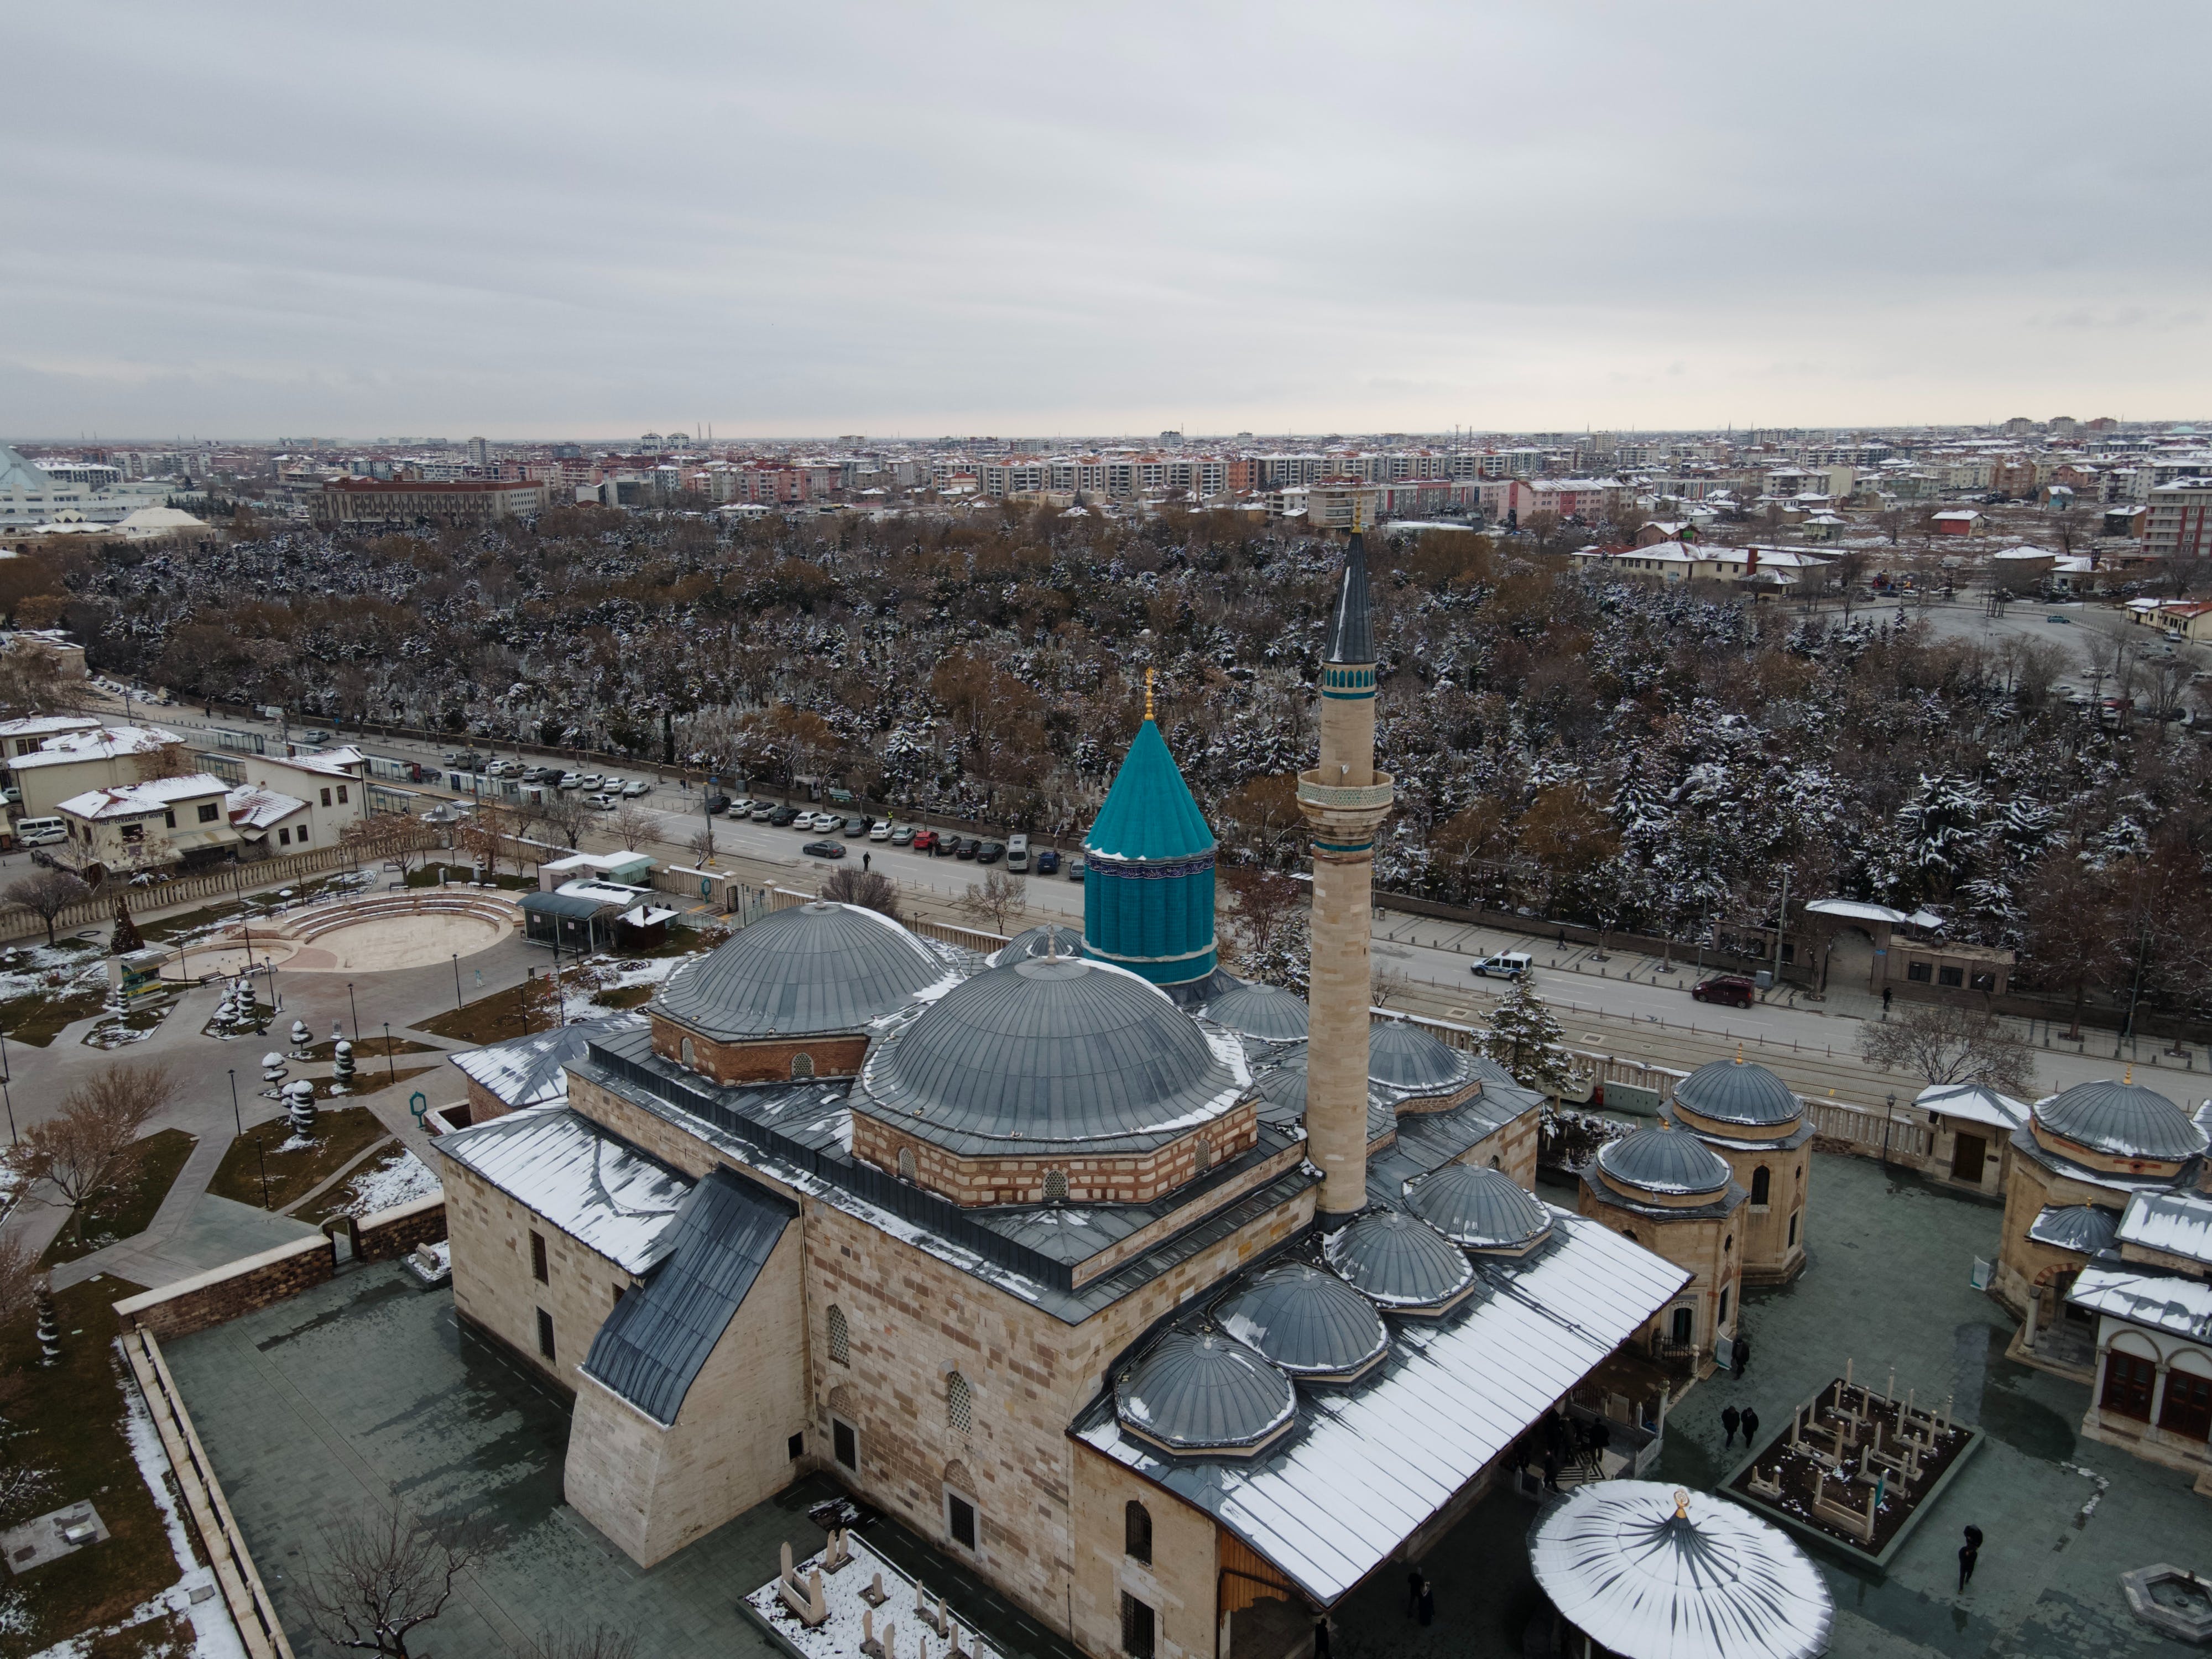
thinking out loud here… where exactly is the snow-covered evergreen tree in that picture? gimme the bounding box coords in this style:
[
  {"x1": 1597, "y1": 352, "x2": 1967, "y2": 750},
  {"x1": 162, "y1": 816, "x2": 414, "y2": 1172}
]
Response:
[{"x1": 1479, "y1": 976, "x2": 1574, "y2": 1097}]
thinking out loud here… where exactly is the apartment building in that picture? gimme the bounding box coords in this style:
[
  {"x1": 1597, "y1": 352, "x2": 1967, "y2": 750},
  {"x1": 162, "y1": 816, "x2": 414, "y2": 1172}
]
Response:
[
  {"x1": 2145, "y1": 481, "x2": 2212, "y2": 561},
  {"x1": 54, "y1": 773, "x2": 238, "y2": 879},
  {"x1": 311, "y1": 478, "x2": 549, "y2": 527}
]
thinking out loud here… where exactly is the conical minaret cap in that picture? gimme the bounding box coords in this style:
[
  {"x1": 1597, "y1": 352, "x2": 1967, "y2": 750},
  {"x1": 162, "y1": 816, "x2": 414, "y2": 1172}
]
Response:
[{"x1": 1323, "y1": 533, "x2": 1374, "y2": 665}]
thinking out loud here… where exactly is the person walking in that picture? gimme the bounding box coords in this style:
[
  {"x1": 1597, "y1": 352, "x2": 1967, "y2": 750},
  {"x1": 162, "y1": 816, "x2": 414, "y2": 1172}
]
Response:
[
  {"x1": 1313, "y1": 1615, "x2": 1332, "y2": 1659},
  {"x1": 1542, "y1": 1447, "x2": 1562, "y2": 1494},
  {"x1": 1721, "y1": 1405, "x2": 1741, "y2": 1448},
  {"x1": 1958, "y1": 1526, "x2": 1980, "y2": 1593},
  {"x1": 1406, "y1": 1568, "x2": 1423, "y2": 1619},
  {"x1": 863, "y1": 851, "x2": 872, "y2": 872},
  {"x1": 1733, "y1": 1332, "x2": 1752, "y2": 1378},
  {"x1": 1417, "y1": 1580, "x2": 1435, "y2": 1629},
  {"x1": 1882, "y1": 985, "x2": 1893, "y2": 1015},
  {"x1": 1740, "y1": 1407, "x2": 1760, "y2": 1448}
]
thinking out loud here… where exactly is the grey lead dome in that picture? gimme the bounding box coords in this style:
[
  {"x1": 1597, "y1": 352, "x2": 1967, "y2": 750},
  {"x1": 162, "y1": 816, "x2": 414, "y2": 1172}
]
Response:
[
  {"x1": 1115, "y1": 1331, "x2": 1297, "y2": 1456},
  {"x1": 1367, "y1": 1020, "x2": 1471, "y2": 1092},
  {"x1": 988, "y1": 923, "x2": 1087, "y2": 967},
  {"x1": 1672, "y1": 1057, "x2": 1801, "y2": 1128},
  {"x1": 1203, "y1": 981, "x2": 1311, "y2": 1041},
  {"x1": 1596, "y1": 1127, "x2": 1731, "y2": 1197},
  {"x1": 2036, "y1": 1078, "x2": 2208, "y2": 1163},
  {"x1": 1408, "y1": 1164, "x2": 1554, "y2": 1253},
  {"x1": 1215, "y1": 1263, "x2": 1389, "y2": 1380},
  {"x1": 863, "y1": 956, "x2": 1238, "y2": 1148},
  {"x1": 655, "y1": 901, "x2": 945, "y2": 1040},
  {"x1": 1323, "y1": 1209, "x2": 1475, "y2": 1310}
]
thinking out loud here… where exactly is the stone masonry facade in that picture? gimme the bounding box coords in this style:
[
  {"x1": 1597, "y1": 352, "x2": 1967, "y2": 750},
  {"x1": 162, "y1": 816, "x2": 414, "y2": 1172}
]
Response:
[{"x1": 851, "y1": 1099, "x2": 1260, "y2": 1207}]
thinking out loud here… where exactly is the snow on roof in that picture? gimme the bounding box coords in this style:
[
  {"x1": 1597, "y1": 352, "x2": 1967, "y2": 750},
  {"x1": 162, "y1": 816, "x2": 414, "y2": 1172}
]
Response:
[
  {"x1": 555, "y1": 879, "x2": 651, "y2": 907},
  {"x1": 58, "y1": 771, "x2": 228, "y2": 818},
  {"x1": 1990, "y1": 545, "x2": 2056, "y2": 561},
  {"x1": 1913, "y1": 1081, "x2": 2028, "y2": 1132},
  {"x1": 2116, "y1": 1189, "x2": 2212, "y2": 1269},
  {"x1": 448, "y1": 1012, "x2": 647, "y2": 1110},
  {"x1": 2067, "y1": 1263, "x2": 2212, "y2": 1342},
  {"x1": 1076, "y1": 1211, "x2": 1689, "y2": 1606},
  {"x1": 259, "y1": 745, "x2": 365, "y2": 778},
  {"x1": 0, "y1": 715, "x2": 100, "y2": 739},
  {"x1": 619, "y1": 904, "x2": 679, "y2": 929},
  {"x1": 10, "y1": 724, "x2": 185, "y2": 769},
  {"x1": 225, "y1": 786, "x2": 306, "y2": 831},
  {"x1": 1801, "y1": 898, "x2": 1909, "y2": 924},
  {"x1": 432, "y1": 1102, "x2": 690, "y2": 1274}
]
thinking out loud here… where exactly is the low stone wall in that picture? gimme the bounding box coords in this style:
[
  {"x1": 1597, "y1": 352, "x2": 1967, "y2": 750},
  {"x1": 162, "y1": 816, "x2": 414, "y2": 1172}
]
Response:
[
  {"x1": 112, "y1": 1235, "x2": 333, "y2": 1340},
  {"x1": 357, "y1": 1194, "x2": 447, "y2": 1262}
]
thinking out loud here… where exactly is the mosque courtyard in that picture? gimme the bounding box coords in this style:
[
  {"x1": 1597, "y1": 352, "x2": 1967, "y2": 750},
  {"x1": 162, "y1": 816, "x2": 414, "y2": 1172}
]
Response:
[{"x1": 158, "y1": 1147, "x2": 2206, "y2": 1659}]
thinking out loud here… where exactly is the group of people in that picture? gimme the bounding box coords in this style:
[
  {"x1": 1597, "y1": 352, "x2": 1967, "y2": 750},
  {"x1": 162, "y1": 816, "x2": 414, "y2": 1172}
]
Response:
[{"x1": 1514, "y1": 1404, "x2": 1613, "y2": 1494}]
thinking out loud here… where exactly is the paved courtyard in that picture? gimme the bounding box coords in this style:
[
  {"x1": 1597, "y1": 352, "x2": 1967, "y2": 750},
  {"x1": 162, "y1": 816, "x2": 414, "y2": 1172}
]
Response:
[{"x1": 161, "y1": 1152, "x2": 2209, "y2": 1659}]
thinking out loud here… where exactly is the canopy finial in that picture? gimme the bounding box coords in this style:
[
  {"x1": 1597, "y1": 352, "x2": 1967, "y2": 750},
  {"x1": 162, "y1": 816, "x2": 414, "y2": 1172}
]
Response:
[{"x1": 1145, "y1": 667, "x2": 1156, "y2": 721}]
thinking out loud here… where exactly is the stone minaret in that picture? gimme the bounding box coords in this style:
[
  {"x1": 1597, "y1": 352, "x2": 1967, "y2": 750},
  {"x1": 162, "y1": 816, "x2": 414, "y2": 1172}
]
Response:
[{"x1": 1297, "y1": 529, "x2": 1393, "y2": 1222}]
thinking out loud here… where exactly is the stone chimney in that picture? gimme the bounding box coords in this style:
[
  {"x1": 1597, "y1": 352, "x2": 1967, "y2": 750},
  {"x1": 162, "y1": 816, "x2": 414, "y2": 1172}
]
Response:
[{"x1": 1296, "y1": 530, "x2": 1395, "y2": 1221}]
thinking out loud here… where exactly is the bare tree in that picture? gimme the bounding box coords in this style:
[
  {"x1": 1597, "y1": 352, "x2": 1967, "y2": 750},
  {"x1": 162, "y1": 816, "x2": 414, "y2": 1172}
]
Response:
[
  {"x1": 1858, "y1": 1000, "x2": 2036, "y2": 1097},
  {"x1": 1219, "y1": 865, "x2": 1306, "y2": 960},
  {"x1": 686, "y1": 826, "x2": 717, "y2": 867},
  {"x1": 341, "y1": 813, "x2": 441, "y2": 879},
  {"x1": 609, "y1": 804, "x2": 656, "y2": 853},
  {"x1": 8, "y1": 1061, "x2": 176, "y2": 1246},
  {"x1": 524, "y1": 1630, "x2": 638, "y2": 1659},
  {"x1": 0, "y1": 1233, "x2": 41, "y2": 1334},
  {"x1": 820, "y1": 867, "x2": 900, "y2": 921},
  {"x1": 959, "y1": 870, "x2": 1027, "y2": 935},
  {"x1": 295, "y1": 1506, "x2": 479, "y2": 1658},
  {"x1": 1371, "y1": 967, "x2": 1412, "y2": 1008},
  {"x1": 536, "y1": 789, "x2": 590, "y2": 851},
  {"x1": 5, "y1": 869, "x2": 91, "y2": 947}
]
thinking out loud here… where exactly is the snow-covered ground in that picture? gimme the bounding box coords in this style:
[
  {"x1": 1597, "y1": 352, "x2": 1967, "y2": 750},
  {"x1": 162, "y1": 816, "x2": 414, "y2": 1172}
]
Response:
[
  {"x1": 744, "y1": 1532, "x2": 1005, "y2": 1659},
  {"x1": 328, "y1": 1148, "x2": 441, "y2": 1218},
  {"x1": 557, "y1": 951, "x2": 698, "y2": 1022}
]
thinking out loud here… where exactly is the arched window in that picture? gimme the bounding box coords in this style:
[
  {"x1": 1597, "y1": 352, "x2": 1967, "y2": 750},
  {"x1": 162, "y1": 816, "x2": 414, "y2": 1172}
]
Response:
[
  {"x1": 1043, "y1": 1168, "x2": 1068, "y2": 1202},
  {"x1": 1194, "y1": 1136, "x2": 1213, "y2": 1173},
  {"x1": 792, "y1": 1052, "x2": 815, "y2": 1080},
  {"x1": 1724, "y1": 1233, "x2": 1733, "y2": 1255},
  {"x1": 1125, "y1": 1500, "x2": 1152, "y2": 1563},
  {"x1": 827, "y1": 1305, "x2": 850, "y2": 1366},
  {"x1": 680, "y1": 1038, "x2": 695, "y2": 1068},
  {"x1": 899, "y1": 1147, "x2": 916, "y2": 1182},
  {"x1": 1489, "y1": 1155, "x2": 1501, "y2": 1168},
  {"x1": 1788, "y1": 1212, "x2": 1799, "y2": 1247},
  {"x1": 1750, "y1": 1165, "x2": 1772, "y2": 1206},
  {"x1": 947, "y1": 1370, "x2": 973, "y2": 1433},
  {"x1": 1621, "y1": 1229, "x2": 1637, "y2": 1245}
]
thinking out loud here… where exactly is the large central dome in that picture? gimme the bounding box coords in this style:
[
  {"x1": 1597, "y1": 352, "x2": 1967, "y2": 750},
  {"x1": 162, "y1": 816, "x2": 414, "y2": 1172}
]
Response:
[
  {"x1": 859, "y1": 956, "x2": 1240, "y2": 1150},
  {"x1": 656, "y1": 901, "x2": 946, "y2": 1040}
]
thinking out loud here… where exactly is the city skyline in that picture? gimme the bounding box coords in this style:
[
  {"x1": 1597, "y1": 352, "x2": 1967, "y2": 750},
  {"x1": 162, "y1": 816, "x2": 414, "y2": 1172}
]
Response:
[{"x1": 6, "y1": 1, "x2": 2209, "y2": 438}]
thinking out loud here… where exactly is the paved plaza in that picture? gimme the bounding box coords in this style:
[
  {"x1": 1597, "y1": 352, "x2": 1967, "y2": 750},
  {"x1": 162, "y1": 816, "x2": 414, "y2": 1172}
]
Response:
[{"x1": 156, "y1": 1149, "x2": 2210, "y2": 1659}]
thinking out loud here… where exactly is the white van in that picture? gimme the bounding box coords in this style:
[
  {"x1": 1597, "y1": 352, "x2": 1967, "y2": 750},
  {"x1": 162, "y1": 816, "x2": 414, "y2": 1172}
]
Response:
[
  {"x1": 1469, "y1": 951, "x2": 1533, "y2": 980},
  {"x1": 13, "y1": 817, "x2": 66, "y2": 847},
  {"x1": 1006, "y1": 834, "x2": 1030, "y2": 872}
]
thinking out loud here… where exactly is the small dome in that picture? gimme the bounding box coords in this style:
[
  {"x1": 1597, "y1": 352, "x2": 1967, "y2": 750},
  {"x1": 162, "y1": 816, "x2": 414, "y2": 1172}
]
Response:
[
  {"x1": 2036, "y1": 1079, "x2": 2206, "y2": 1163},
  {"x1": 2026, "y1": 1204, "x2": 2120, "y2": 1255},
  {"x1": 1596, "y1": 1127, "x2": 1731, "y2": 1197},
  {"x1": 1205, "y1": 981, "x2": 1310, "y2": 1042},
  {"x1": 1254, "y1": 1051, "x2": 1308, "y2": 1115},
  {"x1": 1368, "y1": 1021, "x2": 1470, "y2": 1092},
  {"x1": 1408, "y1": 1165, "x2": 1554, "y2": 1253},
  {"x1": 656, "y1": 901, "x2": 944, "y2": 1040},
  {"x1": 1673, "y1": 1057, "x2": 1802, "y2": 1128},
  {"x1": 1216, "y1": 1264, "x2": 1388, "y2": 1380},
  {"x1": 988, "y1": 923, "x2": 1086, "y2": 967},
  {"x1": 1115, "y1": 1332, "x2": 1296, "y2": 1456},
  {"x1": 1323, "y1": 1210, "x2": 1475, "y2": 1311},
  {"x1": 862, "y1": 956, "x2": 1237, "y2": 1148}
]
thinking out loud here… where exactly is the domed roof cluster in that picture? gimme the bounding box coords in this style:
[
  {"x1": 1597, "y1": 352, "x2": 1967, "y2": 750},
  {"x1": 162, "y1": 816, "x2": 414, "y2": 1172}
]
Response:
[
  {"x1": 1115, "y1": 1332, "x2": 1296, "y2": 1457},
  {"x1": 1672, "y1": 1057, "x2": 1802, "y2": 1128},
  {"x1": 656, "y1": 901, "x2": 946, "y2": 1039},
  {"x1": 2033, "y1": 1078, "x2": 2207, "y2": 1164},
  {"x1": 858, "y1": 956, "x2": 1239, "y2": 1151},
  {"x1": 1596, "y1": 1126, "x2": 1733, "y2": 1198},
  {"x1": 1216, "y1": 1264, "x2": 1388, "y2": 1381},
  {"x1": 1203, "y1": 981, "x2": 1310, "y2": 1042},
  {"x1": 1408, "y1": 1164, "x2": 1555, "y2": 1254}
]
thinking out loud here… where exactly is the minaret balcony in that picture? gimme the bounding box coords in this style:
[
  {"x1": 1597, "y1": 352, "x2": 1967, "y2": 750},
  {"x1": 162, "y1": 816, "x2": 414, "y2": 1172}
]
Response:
[{"x1": 1296, "y1": 768, "x2": 1394, "y2": 836}]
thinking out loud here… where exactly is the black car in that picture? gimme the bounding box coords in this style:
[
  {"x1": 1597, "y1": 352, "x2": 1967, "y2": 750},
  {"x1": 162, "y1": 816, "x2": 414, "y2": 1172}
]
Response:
[
  {"x1": 1035, "y1": 849, "x2": 1061, "y2": 875},
  {"x1": 703, "y1": 792, "x2": 731, "y2": 815},
  {"x1": 802, "y1": 839, "x2": 847, "y2": 859},
  {"x1": 954, "y1": 837, "x2": 978, "y2": 860},
  {"x1": 769, "y1": 805, "x2": 800, "y2": 827},
  {"x1": 976, "y1": 841, "x2": 1005, "y2": 864},
  {"x1": 933, "y1": 833, "x2": 958, "y2": 857}
]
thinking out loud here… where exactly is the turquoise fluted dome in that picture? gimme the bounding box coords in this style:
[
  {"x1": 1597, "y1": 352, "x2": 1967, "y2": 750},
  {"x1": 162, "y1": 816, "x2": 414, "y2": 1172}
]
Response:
[{"x1": 1083, "y1": 715, "x2": 1217, "y2": 989}]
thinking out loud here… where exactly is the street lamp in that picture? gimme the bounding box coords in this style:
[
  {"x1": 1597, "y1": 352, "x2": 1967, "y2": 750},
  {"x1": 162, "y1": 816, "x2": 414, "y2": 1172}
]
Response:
[
  {"x1": 452, "y1": 952, "x2": 462, "y2": 1009},
  {"x1": 346, "y1": 980, "x2": 361, "y2": 1045},
  {"x1": 227, "y1": 1068, "x2": 243, "y2": 1138},
  {"x1": 1879, "y1": 1092, "x2": 1897, "y2": 1166},
  {"x1": 384, "y1": 1022, "x2": 397, "y2": 1085}
]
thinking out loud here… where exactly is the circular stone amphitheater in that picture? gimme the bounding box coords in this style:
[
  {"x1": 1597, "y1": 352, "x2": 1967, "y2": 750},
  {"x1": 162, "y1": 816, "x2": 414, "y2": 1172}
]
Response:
[{"x1": 162, "y1": 891, "x2": 521, "y2": 980}]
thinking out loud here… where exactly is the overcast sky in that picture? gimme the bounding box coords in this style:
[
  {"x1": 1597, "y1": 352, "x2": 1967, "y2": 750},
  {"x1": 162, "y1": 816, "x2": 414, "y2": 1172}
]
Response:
[{"x1": 4, "y1": 2, "x2": 2206, "y2": 442}]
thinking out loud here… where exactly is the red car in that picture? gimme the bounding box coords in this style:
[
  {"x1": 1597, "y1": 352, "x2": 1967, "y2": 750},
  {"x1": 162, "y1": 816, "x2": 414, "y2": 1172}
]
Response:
[
  {"x1": 910, "y1": 829, "x2": 938, "y2": 852},
  {"x1": 1691, "y1": 975, "x2": 1757, "y2": 1009}
]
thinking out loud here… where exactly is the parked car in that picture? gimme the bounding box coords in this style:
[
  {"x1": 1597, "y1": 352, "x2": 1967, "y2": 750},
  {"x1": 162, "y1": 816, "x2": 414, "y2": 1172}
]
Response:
[
  {"x1": 622, "y1": 780, "x2": 650, "y2": 798},
  {"x1": 934, "y1": 833, "x2": 959, "y2": 857},
  {"x1": 2046, "y1": 614, "x2": 2073, "y2": 624},
  {"x1": 557, "y1": 772, "x2": 585, "y2": 790},
  {"x1": 844, "y1": 815, "x2": 873, "y2": 838},
  {"x1": 977, "y1": 841, "x2": 1006, "y2": 864},
  {"x1": 1006, "y1": 833, "x2": 1030, "y2": 872},
  {"x1": 954, "y1": 837, "x2": 978, "y2": 860},
  {"x1": 1035, "y1": 848, "x2": 1060, "y2": 875},
  {"x1": 1692, "y1": 974, "x2": 1757, "y2": 1009},
  {"x1": 768, "y1": 805, "x2": 799, "y2": 826},
  {"x1": 802, "y1": 839, "x2": 847, "y2": 859},
  {"x1": 586, "y1": 791, "x2": 618, "y2": 811},
  {"x1": 751, "y1": 804, "x2": 776, "y2": 821},
  {"x1": 703, "y1": 793, "x2": 731, "y2": 815},
  {"x1": 869, "y1": 821, "x2": 893, "y2": 842},
  {"x1": 1067, "y1": 857, "x2": 1086, "y2": 880},
  {"x1": 910, "y1": 828, "x2": 937, "y2": 852},
  {"x1": 888, "y1": 824, "x2": 912, "y2": 846},
  {"x1": 1469, "y1": 952, "x2": 1532, "y2": 980}
]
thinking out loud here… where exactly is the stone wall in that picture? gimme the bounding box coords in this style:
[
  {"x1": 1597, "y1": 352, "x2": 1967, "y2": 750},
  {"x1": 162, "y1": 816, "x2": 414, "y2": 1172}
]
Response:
[
  {"x1": 113, "y1": 1235, "x2": 333, "y2": 1340},
  {"x1": 565, "y1": 1223, "x2": 810, "y2": 1566},
  {"x1": 651, "y1": 1015, "x2": 869, "y2": 1085},
  {"x1": 442, "y1": 1157, "x2": 640, "y2": 1394},
  {"x1": 1698, "y1": 1139, "x2": 1808, "y2": 1287},
  {"x1": 1577, "y1": 1187, "x2": 1738, "y2": 1354},
  {"x1": 357, "y1": 1194, "x2": 448, "y2": 1262},
  {"x1": 1069, "y1": 1444, "x2": 1220, "y2": 1659},
  {"x1": 851, "y1": 1100, "x2": 1260, "y2": 1207}
]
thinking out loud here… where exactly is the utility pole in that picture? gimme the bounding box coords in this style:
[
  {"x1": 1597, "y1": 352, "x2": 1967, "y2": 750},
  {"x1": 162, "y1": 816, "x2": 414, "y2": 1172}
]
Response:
[{"x1": 1771, "y1": 868, "x2": 1791, "y2": 985}]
